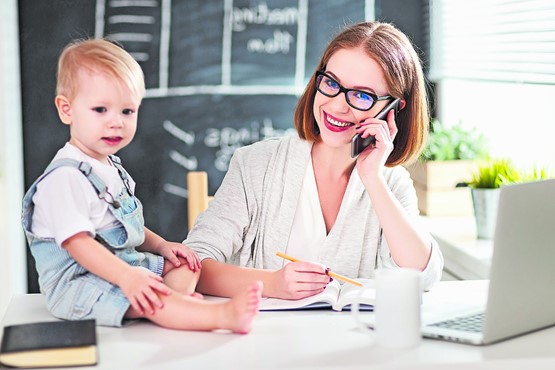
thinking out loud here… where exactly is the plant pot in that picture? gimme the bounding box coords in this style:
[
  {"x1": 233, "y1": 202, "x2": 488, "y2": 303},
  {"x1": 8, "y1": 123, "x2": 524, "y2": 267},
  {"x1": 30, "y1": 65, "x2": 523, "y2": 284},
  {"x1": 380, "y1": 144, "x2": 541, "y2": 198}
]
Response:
[
  {"x1": 405, "y1": 160, "x2": 477, "y2": 216},
  {"x1": 470, "y1": 188, "x2": 500, "y2": 239}
]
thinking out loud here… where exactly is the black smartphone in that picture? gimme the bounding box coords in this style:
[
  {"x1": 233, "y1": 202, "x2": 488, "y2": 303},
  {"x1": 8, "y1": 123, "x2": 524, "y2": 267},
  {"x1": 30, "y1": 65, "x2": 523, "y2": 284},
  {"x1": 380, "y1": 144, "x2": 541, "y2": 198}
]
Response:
[{"x1": 350, "y1": 98, "x2": 402, "y2": 158}]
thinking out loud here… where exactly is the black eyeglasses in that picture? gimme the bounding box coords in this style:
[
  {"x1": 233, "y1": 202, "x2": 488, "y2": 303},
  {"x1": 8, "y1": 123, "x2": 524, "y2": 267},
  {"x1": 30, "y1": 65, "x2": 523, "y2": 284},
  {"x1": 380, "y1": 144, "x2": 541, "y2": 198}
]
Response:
[{"x1": 315, "y1": 71, "x2": 391, "y2": 111}]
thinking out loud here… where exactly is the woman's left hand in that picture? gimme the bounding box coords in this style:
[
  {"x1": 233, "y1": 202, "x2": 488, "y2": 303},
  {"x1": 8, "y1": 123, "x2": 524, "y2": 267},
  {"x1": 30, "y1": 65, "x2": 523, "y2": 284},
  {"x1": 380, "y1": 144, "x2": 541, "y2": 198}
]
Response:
[{"x1": 355, "y1": 108, "x2": 398, "y2": 178}]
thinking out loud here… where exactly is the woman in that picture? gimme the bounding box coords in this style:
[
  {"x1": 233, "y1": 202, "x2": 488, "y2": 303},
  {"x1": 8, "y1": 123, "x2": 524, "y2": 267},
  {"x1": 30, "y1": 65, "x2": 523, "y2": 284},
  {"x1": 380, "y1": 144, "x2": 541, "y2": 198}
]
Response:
[{"x1": 185, "y1": 21, "x2": 443, "y2": 300}]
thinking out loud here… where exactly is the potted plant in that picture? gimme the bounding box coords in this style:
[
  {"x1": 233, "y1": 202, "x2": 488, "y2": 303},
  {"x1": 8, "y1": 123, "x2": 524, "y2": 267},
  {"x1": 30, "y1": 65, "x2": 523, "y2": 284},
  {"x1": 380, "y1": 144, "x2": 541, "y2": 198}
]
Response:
[
  {"x1": 469, "y1": 159, "x2": 552, "y2": 239},
  {"x1": 405, "y1": 119, "x2": 488, "y2": 216},
  {"x1": 468, "y1": 159, "x2": 519, "y2": 239}
]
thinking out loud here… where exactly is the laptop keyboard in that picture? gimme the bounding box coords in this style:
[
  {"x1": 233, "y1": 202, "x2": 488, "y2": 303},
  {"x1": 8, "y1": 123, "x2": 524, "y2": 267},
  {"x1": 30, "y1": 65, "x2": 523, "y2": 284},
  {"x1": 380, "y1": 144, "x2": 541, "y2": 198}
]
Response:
[{"x1": 429, "y1": 312, "x2": 485, "y2": 333}]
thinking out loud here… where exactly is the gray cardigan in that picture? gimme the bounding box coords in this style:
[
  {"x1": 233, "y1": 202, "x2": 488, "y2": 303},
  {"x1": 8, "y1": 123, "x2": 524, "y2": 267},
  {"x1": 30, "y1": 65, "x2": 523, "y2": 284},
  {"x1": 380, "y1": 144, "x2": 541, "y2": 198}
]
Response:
[{"x1": 185, "y1": 135, "x2": 443, "y2": 289}]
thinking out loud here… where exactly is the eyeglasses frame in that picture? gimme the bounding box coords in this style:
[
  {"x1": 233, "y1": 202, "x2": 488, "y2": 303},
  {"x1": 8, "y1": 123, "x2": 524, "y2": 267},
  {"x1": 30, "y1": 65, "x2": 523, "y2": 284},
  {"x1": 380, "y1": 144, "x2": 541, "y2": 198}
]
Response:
[{"x1": 315, "y1": 71, "x2": 392, "y2": 111}]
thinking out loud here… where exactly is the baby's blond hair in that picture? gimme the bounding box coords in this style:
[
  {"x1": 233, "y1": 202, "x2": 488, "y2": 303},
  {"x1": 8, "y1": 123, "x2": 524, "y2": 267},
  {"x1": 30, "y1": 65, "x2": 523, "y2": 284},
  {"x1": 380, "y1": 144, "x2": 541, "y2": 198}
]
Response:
[{"x1": 56, "y1": 38, "x2": 145, "y2": 102}]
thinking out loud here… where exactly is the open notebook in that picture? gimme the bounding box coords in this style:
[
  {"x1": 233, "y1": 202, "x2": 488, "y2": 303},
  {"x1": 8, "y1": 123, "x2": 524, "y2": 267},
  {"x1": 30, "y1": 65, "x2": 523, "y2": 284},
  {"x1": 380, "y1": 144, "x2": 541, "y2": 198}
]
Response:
[
  {"x1": 260, "y1": 278, "x2": 375, "y2": 311},
  {"x1": 421, "y1": 178, "x2": 555, "y2": 345}
]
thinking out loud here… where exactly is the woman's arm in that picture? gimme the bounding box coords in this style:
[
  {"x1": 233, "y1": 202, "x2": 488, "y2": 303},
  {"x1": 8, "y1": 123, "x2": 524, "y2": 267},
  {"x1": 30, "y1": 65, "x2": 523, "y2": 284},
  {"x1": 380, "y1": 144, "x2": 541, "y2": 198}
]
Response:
[
  {"x1": 356, "y1": 109, "x2": 432, "y2": 270},
  {"x1": 196, "y1": 258, "x2": 330, "y2": 300},
  {"x1": 363, "y1": 175, "x2": 432, "y2": 270}
]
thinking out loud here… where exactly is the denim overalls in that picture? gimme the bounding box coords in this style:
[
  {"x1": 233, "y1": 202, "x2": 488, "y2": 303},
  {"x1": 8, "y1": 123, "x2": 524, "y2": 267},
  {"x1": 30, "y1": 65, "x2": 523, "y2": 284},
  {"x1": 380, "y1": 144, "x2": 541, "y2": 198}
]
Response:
[{"x1": 22, "y1": 155, "x2": 163, "y2": 327}]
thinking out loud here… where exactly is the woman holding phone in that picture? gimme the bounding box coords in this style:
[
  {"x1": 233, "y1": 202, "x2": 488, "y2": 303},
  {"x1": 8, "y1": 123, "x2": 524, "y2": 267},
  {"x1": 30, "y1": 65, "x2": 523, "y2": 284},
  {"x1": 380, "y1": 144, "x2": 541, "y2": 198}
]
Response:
[{"x1": 184, "y1": 21, "x2": 444, "y2": 300}]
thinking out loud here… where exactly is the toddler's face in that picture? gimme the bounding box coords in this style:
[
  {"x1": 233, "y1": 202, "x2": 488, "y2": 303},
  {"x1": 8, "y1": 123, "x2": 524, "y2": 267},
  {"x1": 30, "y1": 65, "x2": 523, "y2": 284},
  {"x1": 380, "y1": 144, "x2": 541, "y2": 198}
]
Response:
[{"x1": 64, "y1": 68, "x2": 140, "y2": 163}]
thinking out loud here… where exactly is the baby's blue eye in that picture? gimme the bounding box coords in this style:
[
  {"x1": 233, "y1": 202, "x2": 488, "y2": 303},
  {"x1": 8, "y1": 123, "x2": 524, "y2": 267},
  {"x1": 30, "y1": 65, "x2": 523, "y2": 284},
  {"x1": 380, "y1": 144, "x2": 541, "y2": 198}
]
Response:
[{"x1": 93, "y1": 107, "x2": 107, "y2": 113}]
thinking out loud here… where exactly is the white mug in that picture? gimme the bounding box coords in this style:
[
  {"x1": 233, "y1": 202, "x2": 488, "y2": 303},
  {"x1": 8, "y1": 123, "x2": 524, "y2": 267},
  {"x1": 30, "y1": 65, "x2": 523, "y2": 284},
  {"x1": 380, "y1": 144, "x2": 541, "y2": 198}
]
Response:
[{"x1": 352, "y1": 268, "x2": 422, "y2": 349}]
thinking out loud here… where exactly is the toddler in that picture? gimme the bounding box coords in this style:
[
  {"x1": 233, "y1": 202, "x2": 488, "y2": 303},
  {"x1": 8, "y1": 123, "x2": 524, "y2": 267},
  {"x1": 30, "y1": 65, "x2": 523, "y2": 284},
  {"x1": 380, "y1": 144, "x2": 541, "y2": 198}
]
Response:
[{"x1": 21, "y1": 38, "x2": 261, "y2": 333}]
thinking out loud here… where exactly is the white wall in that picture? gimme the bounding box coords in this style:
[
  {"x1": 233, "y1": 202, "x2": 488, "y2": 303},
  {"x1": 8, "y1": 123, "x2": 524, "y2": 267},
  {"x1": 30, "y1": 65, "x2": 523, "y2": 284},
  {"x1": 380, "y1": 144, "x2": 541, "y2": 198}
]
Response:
[
  {"x1": 436, "y1": 79, "x2": 555, "y2": 171},
  {"x1": 0, "y1": 0, "x2": 26, "y2": 318}
]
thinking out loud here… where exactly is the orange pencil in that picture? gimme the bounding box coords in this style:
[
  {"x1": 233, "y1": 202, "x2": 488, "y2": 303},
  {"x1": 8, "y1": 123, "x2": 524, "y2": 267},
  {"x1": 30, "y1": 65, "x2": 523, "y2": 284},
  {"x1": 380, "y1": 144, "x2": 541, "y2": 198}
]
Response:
[{"x1": 276, "y1": 252, "x2": 363, "y2": 287}]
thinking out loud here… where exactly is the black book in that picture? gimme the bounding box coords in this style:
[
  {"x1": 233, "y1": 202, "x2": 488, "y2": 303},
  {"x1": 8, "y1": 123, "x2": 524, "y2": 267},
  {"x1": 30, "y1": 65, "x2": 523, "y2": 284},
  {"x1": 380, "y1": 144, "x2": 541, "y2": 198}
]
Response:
[{"x1": 0, "y1": 319, "x2": 97, "y2": 368}]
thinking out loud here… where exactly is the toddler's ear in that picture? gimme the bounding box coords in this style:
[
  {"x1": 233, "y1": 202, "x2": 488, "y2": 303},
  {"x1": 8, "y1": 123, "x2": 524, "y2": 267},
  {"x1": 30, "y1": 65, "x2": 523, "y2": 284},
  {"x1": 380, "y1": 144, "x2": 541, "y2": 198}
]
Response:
[{"x1": 55, "y1": 95, "x2": 72, "y2": 125}]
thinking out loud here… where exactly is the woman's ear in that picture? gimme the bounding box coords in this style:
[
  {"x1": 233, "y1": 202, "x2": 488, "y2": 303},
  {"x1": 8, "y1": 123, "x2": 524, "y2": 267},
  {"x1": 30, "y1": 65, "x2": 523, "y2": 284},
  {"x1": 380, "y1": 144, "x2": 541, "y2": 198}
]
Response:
[
  {"x1": 399, "y1": 99, "x2": 407, "y2": 110},
  {"x1": 55, "y1": 95, "x2": 72, "y2": 125}
]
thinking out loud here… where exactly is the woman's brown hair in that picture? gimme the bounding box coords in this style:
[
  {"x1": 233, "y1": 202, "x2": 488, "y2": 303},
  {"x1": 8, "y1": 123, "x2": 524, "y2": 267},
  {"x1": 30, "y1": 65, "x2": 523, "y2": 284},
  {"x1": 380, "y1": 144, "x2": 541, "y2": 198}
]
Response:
[{"x1": 294, "y1": 21, "x2": 429, "y2": 166}]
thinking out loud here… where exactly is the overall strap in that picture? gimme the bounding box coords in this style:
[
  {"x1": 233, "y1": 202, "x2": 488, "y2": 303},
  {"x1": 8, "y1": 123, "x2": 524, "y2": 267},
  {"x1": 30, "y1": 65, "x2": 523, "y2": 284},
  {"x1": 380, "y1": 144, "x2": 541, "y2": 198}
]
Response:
[
  {"x1": 109, "y1": 155, "x2": 133, "y2": 196},
  {"x1": 43, "y1": 158, "x2": 121, "y2": 209}
]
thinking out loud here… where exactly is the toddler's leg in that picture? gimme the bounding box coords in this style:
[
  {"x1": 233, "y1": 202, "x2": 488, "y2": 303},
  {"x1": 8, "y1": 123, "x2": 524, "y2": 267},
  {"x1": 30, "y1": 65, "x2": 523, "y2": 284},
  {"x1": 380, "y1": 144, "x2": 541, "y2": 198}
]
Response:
[
  {"x1": 127, "y1": 281, "x2": 262, "y2": 333},
  {"x1": 162, "y1": 257, "x2": 200, "y2": 295}
]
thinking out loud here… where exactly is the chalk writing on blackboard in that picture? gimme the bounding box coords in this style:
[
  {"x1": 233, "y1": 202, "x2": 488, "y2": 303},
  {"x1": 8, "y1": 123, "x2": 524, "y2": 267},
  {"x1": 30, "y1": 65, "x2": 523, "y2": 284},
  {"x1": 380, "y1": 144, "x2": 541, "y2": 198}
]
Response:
[{"x1": 95, "y1": 0, "x2": 311, "y2": 199}]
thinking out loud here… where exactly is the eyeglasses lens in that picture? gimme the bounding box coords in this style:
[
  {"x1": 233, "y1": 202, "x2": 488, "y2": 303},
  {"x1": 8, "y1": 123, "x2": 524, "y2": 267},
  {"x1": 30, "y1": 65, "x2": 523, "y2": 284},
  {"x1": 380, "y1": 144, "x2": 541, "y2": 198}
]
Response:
[
  {"x1": 316, "y1": 74, "x2": 338, "y2": 97},
  {"x1": 346, "y1": 90, "x2": 374, "y2": 110}
]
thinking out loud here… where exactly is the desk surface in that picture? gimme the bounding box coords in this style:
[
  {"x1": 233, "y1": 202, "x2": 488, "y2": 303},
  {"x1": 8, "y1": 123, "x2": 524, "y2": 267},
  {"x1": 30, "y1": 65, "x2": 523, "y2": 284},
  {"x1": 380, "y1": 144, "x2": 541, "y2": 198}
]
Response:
[{"x1": 2, "y1": 281, "x2": 555, "y2": 370}]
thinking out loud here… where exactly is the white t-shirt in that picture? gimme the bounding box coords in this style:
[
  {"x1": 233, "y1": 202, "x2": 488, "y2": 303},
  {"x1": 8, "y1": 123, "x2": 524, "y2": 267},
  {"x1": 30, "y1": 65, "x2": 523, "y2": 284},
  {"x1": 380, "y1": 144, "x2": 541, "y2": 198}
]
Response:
[{"x1": 31, "y1": 143, "x2": 136, "y2": 246}]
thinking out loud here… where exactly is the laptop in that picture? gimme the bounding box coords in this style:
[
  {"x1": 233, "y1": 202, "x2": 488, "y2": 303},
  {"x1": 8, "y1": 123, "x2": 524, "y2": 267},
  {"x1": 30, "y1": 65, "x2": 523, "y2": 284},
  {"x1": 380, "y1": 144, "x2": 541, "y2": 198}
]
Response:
[{"x1": 421, "y1": 178, "x2": 555, "y2": 345}]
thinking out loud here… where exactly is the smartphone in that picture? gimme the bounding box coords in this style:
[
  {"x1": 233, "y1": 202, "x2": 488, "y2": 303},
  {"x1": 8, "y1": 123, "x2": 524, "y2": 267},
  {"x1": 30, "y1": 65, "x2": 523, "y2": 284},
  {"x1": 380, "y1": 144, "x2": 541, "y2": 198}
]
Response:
[{"x1": 350, "y1": 98, "x2": 402, "y2": 158}]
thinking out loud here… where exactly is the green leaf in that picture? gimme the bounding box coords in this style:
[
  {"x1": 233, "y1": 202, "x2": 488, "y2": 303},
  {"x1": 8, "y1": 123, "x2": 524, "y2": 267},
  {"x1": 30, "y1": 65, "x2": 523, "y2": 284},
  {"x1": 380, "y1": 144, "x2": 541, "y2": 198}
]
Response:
[{"x1": 420, "y1": 119, "x2": 489, "y2": 161}]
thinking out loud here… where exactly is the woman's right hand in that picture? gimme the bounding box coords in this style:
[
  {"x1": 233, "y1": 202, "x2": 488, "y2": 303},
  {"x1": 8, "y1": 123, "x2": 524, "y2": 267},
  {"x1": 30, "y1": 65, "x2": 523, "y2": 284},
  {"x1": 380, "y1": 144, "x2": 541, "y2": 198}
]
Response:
[{"x1": 273, "y1": 261, "x2": 331, "y2": 300}]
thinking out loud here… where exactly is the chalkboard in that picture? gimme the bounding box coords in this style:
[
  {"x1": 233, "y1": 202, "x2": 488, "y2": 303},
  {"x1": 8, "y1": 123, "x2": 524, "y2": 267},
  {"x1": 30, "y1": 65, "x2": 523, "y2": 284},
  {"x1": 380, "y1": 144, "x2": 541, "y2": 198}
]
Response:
[{"x1": 19, "y1": 0, "x2": 369, "y2": 291}]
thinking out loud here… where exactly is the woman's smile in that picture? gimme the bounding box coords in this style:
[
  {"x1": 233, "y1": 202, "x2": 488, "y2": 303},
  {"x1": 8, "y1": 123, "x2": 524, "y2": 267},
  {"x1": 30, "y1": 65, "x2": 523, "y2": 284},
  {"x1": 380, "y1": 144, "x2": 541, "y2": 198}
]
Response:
[{"x1": 324, "y1": 112, "x2": 355, "y2": 132}]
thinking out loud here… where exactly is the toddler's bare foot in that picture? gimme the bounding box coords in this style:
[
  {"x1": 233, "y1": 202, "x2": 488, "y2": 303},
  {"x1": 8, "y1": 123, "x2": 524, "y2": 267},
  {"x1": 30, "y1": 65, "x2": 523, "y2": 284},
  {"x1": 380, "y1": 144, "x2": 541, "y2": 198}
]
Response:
[{"x1": 222, "y1": 281, "x2": 262, "y2": 334}]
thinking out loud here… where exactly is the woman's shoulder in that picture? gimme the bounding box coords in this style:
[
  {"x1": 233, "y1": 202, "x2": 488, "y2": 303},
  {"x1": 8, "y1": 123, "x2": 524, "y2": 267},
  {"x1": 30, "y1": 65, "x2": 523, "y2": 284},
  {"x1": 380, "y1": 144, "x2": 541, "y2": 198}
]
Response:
[{"x1": 234, "y1": 134, "x2": 309, "y2": 161}]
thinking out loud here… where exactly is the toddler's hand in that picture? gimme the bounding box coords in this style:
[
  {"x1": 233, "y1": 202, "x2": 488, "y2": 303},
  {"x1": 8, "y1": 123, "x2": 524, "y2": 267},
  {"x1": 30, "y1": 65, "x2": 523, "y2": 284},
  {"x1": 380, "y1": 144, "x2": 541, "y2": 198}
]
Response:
[
  {"x1": 119, "y1": 266, "x2": 172, "y2": 315},
  {"x1": 157, "y1": 241, "x2": 202, "y2": 272}
]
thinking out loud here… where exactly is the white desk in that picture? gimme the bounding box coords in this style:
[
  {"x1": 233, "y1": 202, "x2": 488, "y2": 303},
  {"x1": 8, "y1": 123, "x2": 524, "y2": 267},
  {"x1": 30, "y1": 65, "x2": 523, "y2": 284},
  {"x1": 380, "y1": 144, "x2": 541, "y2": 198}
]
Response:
[
  {"x1": 2, "y1": 281, "x2": 555, "y2": 370},
  {"x1": 424, "y1": 217, "x2": 493, "y2": 280}
]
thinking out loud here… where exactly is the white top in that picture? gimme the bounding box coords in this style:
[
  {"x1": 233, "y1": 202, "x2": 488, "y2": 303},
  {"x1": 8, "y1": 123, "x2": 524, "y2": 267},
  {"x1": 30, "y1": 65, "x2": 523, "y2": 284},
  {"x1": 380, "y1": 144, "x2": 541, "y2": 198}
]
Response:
[
  {"x1": 285, "y1": 157, "x2": 326, "y2": 262},
  {"x1": 31, "y1": 143, "x2": 136, "y2": 246}
]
